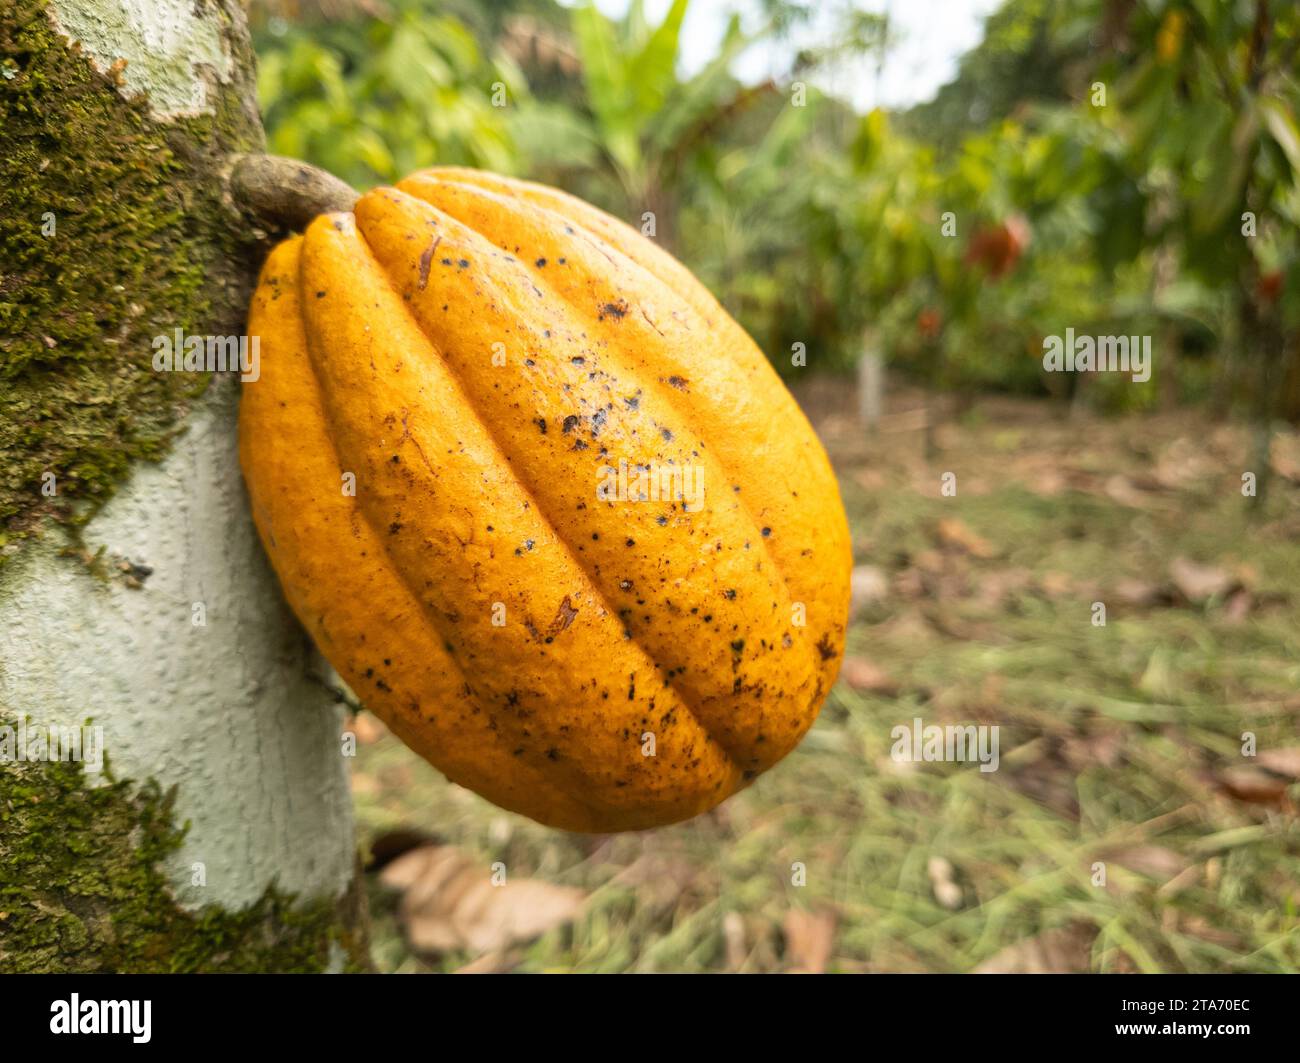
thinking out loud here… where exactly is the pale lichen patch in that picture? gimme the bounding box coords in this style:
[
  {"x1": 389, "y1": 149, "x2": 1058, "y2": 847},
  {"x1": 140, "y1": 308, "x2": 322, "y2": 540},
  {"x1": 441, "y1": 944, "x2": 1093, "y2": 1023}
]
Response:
[{"x1": 47, "y1": 0, "x2": 233, "y2": 118}]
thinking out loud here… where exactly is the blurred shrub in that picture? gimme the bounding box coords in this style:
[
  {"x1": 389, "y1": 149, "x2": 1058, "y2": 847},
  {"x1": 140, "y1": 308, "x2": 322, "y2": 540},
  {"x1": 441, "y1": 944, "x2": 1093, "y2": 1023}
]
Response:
[{"x1": 254, "y1": 0, "x2": 527, "y2": 187}]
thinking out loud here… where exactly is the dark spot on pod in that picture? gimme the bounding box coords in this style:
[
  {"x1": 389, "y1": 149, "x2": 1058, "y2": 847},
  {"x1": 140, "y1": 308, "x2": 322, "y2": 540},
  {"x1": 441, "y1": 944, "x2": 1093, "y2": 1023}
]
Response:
[
  {"x1": 315, "y1": 291, "x2": 327, "y2": 299},
  {"x1": 724, "y1": 589, "x2": 737, "y2": 600},
  {"x1": 562, "y1": 414, "x2": 580, "y2": 433},
  {"x1": 571, "y1": 356, "x2": 586, "y2": 365},
  {"x1": 666, "y1": 375, "x2": 689, "y2": 391},
  {"x1": 730, "y1": 639, "x2": 745, "y2": 653},
  {"x1": 762, "y1": 527, "x2": 772, "y2": 537},
  {"x1": 536, "y1": 257, "x2": 547, "y2": 267},
  {"x1": 457, "y1": 258, "x2": 469, "y2": 268},
  {"x1": 535, "y1": 417, "x2": 547, "y2": 434},
  {"x1": 660, "y1": 427, "x2": 673, "y2": 441}
]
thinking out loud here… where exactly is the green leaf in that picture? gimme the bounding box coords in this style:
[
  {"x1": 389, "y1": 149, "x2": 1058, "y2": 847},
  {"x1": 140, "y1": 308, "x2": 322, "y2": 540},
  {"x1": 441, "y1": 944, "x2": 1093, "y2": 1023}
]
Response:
[
  {"x1": 1193, "y1": 104, "x2": 1260, "y2": 233},
  {"x1": 629, "y1": 0, "x2": 689, "y2": 120},
  {"x1": 1259, "y1": 96, "x2": 1300, "y2": 177},
  {"x1": 572, "y1": 1, "x2": 640, "y2": 177}
]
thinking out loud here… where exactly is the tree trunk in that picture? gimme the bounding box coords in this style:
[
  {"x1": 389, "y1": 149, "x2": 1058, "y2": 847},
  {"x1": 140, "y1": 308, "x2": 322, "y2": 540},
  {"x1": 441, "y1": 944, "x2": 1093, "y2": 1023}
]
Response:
[{"x1": 0, "y1": 0, "x2": 367, "y2": 971}]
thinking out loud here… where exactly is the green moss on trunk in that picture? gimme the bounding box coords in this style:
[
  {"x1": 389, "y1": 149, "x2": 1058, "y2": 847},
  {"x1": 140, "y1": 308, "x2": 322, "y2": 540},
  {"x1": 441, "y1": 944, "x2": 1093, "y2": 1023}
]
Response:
[
  {"x1": 0, "y1": 718, "x2": 370, "y2": 973},
  {"x1": 0, "y1": 0, "x2": 264, "y2": 545}
]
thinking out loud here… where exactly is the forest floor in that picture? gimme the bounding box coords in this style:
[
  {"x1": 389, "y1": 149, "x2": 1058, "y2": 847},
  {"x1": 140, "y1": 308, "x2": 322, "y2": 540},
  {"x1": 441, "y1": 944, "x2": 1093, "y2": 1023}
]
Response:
[{"x1": 350, "y1": 380, "x2": 1300, "y2": 973}]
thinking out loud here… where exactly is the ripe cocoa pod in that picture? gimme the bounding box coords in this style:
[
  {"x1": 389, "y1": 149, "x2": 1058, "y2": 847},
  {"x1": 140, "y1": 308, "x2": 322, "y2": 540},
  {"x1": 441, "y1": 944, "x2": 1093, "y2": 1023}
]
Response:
[{"x1": 239, "y1": 169, "x2": 851, "y2": 831}]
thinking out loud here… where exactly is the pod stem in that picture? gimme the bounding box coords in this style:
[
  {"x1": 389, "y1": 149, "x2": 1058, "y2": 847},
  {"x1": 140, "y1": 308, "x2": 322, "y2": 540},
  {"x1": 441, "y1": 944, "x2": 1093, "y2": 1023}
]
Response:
[{"x1": 228, "y1": 153, "x2": 360, "y2": 234}]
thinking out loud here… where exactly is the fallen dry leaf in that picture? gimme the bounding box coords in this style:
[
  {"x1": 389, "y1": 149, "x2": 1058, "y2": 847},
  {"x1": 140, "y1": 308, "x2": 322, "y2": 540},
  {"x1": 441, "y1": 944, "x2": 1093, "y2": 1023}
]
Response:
[
  {"x1": 839, "y1": 655, "x2": 900, "y2": 696},
  {"x1": 1113, "y1": 578, "x2": 1167, "y2": 607},
  {"x1": 380, "y1": 845, "x2": 585, "y2": 956},
  {"x1": 1103, "y1": 474, "x2": 1155, "y2": 508},
  {"x1": 723, "y1": 912, "x2": 748, "y2": 972},
  {"x1": 927, "y1": 856, "x2": 963, "y2": 910},
  {"x1": 1037, "y1": 571, "x2": 1074, "y2": 599},
  {"x1": 610, "y1": 852, "x2": 699, "y2": 909},
  {"x1": 935, "y1": 517, "x2": 998, "y2": 559},
  {"x1": 783, "y1": 908, "x2": 837, "y2": 974},
  {"x1": 1270, "y1": 431, "x2": 1300, "y2": 483},
  {"x1": 1100, "y1": 845, "x2": 1192, "y2": 886},
  {"x1": 1222, "y1": 588, "x2": 1254, "y2": 624},
  {"x1": 1257, "y1": 747, "x2": 1300, "y2": 779},
  {"x1": 1152, "y1": 438, "x2": 1214, "y2": 489},
  {"x1": 852, "y1": 466, "x2": 887, "y2": 492},
  {"x1": 1175, "y1": 915, "x2": 1245, "y2": 950},
  {"x1": 849, "y1": 564, "x2": 889, "y2": 615},
  {"x1": 1169, "y1": 557, "x2": 1236, "y2": 603},
  {"x1": 1060, "y1": 728, "x2": 1125, "y2": 770},
  {"x1": 973, "y1": 568, "x2": 1033, "y2": 608},
  {"x1": 891, "y1": 567, "x2": 927, "y2": 600},
  {"x1": 1214, "y1": 765, "x2": 1291, "y2": 807},
  {"x1": 974, "y1": 925, "x2": 1096, "y2": 974}
]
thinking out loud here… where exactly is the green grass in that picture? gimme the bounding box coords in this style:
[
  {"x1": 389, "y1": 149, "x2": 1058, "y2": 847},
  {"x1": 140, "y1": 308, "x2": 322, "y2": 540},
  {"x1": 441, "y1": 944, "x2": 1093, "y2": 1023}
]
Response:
[{"x1": 352, "y1": 390, "x2": 1300, "y2": 973}]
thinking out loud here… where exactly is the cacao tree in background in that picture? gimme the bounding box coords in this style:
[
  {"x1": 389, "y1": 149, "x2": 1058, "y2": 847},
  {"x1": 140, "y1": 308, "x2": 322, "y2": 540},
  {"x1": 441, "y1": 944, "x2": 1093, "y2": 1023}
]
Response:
[
  {"x1": 1088, "y1": 0, "x2": 1300, "y2": 482},
  {"x1": 250, "y1": 0, "x2": 1300, "y2": 425}
]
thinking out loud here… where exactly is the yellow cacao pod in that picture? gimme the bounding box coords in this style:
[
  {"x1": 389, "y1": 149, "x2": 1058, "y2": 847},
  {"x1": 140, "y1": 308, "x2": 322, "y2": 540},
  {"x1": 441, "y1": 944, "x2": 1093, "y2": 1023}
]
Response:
[{"x1": 239, "y1": 169, "x2": 850, "y2": 832}]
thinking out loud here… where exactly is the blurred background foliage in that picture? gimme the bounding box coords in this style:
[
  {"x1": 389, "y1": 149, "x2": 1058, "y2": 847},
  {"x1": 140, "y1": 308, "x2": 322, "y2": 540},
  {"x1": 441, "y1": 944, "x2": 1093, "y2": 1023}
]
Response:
[
  {"x1": 247, "y1": 0, "x2": 1300, "y2": 973},
  {"x1": 250, "y1": 0, "x2": 1300, "y2": 421}
]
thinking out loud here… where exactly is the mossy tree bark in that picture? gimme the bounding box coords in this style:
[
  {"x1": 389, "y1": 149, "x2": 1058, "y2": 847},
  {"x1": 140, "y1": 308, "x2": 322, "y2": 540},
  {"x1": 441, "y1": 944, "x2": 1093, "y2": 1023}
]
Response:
[{"x1": 0, "y1": 0, "x2": 367, "y2": 971}]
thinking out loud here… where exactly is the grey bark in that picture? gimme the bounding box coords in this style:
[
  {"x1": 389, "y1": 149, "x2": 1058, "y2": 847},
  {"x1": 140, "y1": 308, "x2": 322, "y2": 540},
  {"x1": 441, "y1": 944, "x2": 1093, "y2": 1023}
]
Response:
[{"x1": 0, "y1": 0, "x2": 363, "y2": 967}]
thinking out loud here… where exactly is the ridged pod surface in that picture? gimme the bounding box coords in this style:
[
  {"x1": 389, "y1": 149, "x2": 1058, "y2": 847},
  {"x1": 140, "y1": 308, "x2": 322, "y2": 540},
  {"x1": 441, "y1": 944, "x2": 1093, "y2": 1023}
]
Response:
[{"x1": 239, "y1": 169, "x2": 850, "y2": 831}]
